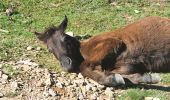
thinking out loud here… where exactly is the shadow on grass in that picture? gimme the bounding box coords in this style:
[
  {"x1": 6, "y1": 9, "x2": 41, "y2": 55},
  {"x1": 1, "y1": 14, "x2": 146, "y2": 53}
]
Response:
[{"x1": 123, "y1": 79, "x2": 170, "y2": 92}]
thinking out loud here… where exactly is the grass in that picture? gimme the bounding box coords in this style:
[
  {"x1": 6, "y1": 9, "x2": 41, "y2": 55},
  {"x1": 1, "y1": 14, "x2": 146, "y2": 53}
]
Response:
[
  {"x1": 117, "y1": 89, "x2": 168, "y2": 100},
  {"x1": 1, "y1": 64, "x2": 19, "y2": 77},
  {"x1": 0, "y1": 0, "x2": 170, "y2": 99}
]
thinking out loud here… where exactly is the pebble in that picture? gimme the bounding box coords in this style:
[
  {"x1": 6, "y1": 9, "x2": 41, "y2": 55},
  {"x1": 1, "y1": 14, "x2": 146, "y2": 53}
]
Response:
[
  {"x1": 78, "y1": 73, "x2": 84, "y2": 79},
  {"x1": 145, "y1": 97, "x2": 160, "y2": 100},
  {"x1": 134, "y1": 10, "x2": 140, "y2": 14},
  {"x1": 27, "y1": 46, "x2": 33, "y2": 50},
  {"x1": 65, "y1": 32, "x2": 74, "y2": 37},
  {"x1": 85, "y1": 84, "x2": 92, "y2": 91},
  {"x1": 91, "y1": 92, "x2": 98, "y2": 100},
  {"x1": 0, "y1": 93, "x2": 3, "y2": 98},
  {"x1": 5, "y1": 7, "x2": 13, "y2": 16},
  {"x1": 36, "y1": 47, "x2": 41, "y2": 51},
  {"x1": 0, "y1": 71, "x2": 2, "y2": 78},
  {"x1": 0, "y1": 64, "x2": 2, "y2": 68},
  {"x1": 2, "y1": 74, "x2": 8, "y2": 80},
  {"x1": 92, "y1": 86, "x2": 98, "y2": 92},
  {"x1": 105, "y1": 87, "x2": 114, "y2": 98},
  {"x1": 43, "y1": 91, "x2": 49, "y2": 98},
  {"x1": 11, "y1": 81, "x2": 18, "y2": 91},
  {"x1": 78, "y1": 93, "x2": 84, "y2": 100},
  {"x1": 56, "y1": 82, "x2": 63, "y2": 88},
  {"x1": 48, "y1": 88, "x2": 57, "y2": 97},
  {"x1": 45, "y1": 78, "x2": 52, "y2": 86}
]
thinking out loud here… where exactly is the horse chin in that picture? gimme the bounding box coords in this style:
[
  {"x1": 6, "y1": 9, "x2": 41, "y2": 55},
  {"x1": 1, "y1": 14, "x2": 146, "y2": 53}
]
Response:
[{"x1": 61, "y1": 65, "x2": 79, "y2": 73}]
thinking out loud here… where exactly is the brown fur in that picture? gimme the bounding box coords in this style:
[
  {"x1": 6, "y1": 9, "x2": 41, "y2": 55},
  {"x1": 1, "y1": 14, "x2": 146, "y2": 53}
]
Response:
[{"x1": 78, "y1": 16, "x2": 170, "y2": 85}]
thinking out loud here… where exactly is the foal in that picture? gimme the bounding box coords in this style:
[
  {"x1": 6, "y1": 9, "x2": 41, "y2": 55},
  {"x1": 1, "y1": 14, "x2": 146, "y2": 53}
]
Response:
[{"x1": 35, "y1": 16, "x2": 170, "y2": 86}]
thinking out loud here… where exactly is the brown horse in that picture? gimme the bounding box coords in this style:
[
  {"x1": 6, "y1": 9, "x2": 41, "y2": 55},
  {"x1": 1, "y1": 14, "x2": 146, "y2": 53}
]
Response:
[{"x1": 35, "y1": 16, "x2": 170, "y2": 86}]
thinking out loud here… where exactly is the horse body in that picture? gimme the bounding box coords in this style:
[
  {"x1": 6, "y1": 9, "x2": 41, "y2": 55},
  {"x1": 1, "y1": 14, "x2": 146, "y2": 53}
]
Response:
[
  {"x1": 35, "y1": 16, "x2": 170, "y2": 86},
  {"x1": 80, "y1": 16, "x2": 170, "y2": 74}
]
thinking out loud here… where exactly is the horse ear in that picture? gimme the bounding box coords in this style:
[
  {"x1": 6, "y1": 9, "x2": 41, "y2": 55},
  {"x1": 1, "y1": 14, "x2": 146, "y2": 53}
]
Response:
[
  {"x1": 58, "y1": 15, "x2": 68, "y2": 33},
  {"x1": 34, "y1": 32, "x2": 46, "y2": 42}
]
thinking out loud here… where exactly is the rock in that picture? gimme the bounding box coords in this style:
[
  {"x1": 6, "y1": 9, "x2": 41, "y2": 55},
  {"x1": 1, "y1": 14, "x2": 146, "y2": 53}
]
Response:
[
  {"x1": 48, "y1": 88, "x2": 57, "y2": 97},
  {"x1": 145, "y1": 97, "x2": 160, "y2": 100},
  {"x1": 97, "y1": 84, "x2": 105, "y2": 90},
  {"x1": 70, "y1": 73, "x2": 77, "y2": 79},
  {"x1": 5, "y1": 7, "x2": 13, "y2": 16},
  {"x1": 37, "y1": 80, "x2": 45, "y2": 87},
  {"x1": 0, "y1": 64, "x2": 2, "y2": 69},
  {"x1": 78, "y1": 93, "x2": 84, "y2": 100},
  {"x1": 56, "y1": 82, "x2": 63, "y2": 88},
  {"x1": 91, "y1": 92, "x2": 98, "y2": 100},
  {"x1": 92, "y1": 86, "x2": 98, "y2": 92},
  {"x1": 0, "y1": 71, "x2": 2, "y2": 78},
  {"x1": 105, "y1": 87, "x2": 114, "y2": 98},
  {"x1": 43, "y1": 91, "x2": 49, "y2": 98},
  {"x1": 134, "y1": 10, "x2": 140, "y2": 14},
  {"x1": 2, "y1": 74, "x2": 8, "y2": 80},
  {"x1": 65, "y1": 32, "x2": 74, "y2": 37},
  {"x1": 27, "y1": 46, "x2": 33, "y2": 50},
  {"x1": 78, "y1": 73, "x2": 84, "y2": 79},
  {"x1": 11, "y1": 81, "x2": 18, "y2": 91},
  {"x1": 110, "y1": 2, "x2": 117, "y2": 6},
  {"x1": 85, "y1": 84, "x2": 92, "y2": 91},
  {"x1": 45, "y1": 78, "x2": 52, "y2": 86},
  {"x1": 153, "y1": 97, "x2": 160, "y2": 100},
  {"x1": 36, "y1": 47, "x2": 41, "y2": 51},
  {"x1": 0, "y1": 93, "x2": 3, "y2": 98}
]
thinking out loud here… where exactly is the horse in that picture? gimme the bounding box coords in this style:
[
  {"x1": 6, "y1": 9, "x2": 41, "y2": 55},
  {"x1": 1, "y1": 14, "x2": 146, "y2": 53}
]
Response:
[{"x1": 34, "y1": 16, "x2": 170, "y2": 86}]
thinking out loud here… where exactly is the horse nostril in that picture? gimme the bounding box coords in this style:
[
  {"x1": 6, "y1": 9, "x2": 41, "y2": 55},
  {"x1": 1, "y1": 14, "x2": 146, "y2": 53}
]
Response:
[
  {"x1": 66, "y1": 56, "x2": 72, "y2": 65},
  {"x1": 60, "y1": 56, "x2": 72, "y2": 67}
]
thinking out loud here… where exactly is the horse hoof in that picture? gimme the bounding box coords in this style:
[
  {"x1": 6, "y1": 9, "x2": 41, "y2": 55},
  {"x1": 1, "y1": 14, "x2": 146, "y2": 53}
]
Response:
[
  {"x1": 100, "y1": 74, "x2": 125, "y2": 87},
  {"x1": 141, "y1": 73, "x2": 161, "y2": 84}
]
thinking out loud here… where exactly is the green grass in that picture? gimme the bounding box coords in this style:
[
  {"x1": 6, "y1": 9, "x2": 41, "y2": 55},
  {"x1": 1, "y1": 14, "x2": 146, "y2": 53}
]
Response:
[
  {"x1": 0, "y1": 0, "x2": 170, "y2": 99},
  {"x1": 2, "y1": 64, "x2": 19, "y2": 77},
  {"x1": 117, "y1": 89, "x2": 168, "y2": 100}
]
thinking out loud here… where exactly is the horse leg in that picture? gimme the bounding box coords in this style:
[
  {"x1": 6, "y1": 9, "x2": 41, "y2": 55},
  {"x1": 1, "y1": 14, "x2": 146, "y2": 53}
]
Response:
[
  {"x1": 122, "y1": 73, "x2": 161, "y2": 84},
  {"x1": 79, "y1": 60, "x2": 125, "y2": 86}
]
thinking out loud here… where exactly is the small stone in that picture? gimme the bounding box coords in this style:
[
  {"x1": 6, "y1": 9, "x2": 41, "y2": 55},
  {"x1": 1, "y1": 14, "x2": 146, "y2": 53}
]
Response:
[
  {"x1": 0, "y1": 71, "x2": 2, "y2": 78},
  {"x1": 105, "y1": 87, "x2": 114, "y2": 98},
  {"x1": 145, "y1": 97, "x2": 154, "y2": 100},
  {"x1": 36, "y1": 47, "x2": 41, "y2": 51},
  {"x1": 91, "y1": 92, "x2": 98, "y2": 100},
  {"x1": 5, "y1": 7, "x2": 13, "y2": 16},
  {"x1": 43, "y1": 91, "x2": 49, "y2": 98},
  {"x1": 97, "y1": 84, "x2": 105, "y2": 90},
  {"x1": 48, "y1": 88, "x2": 56, "y2": 97},
  {"x1": 0, "y1": 64, "x2": 2, "y2": 68},
  {"x1": 70, "y1": 73, "x2": 77, "y2": 79},
  {"x1": 153, "y1": 97, "x2": 160, "y2": 100},
  {"x1": 145, "y1": 97, "x2": 160, "y2": 100},
  {"x1": 56, "y1": 82, "x2": 63, "y2": 88},
  {"x1": 2, "y1": 74, "x2": 8, "y2": 80},
  {"x1": 110, "y1": 2, "x2": 117, "y2": 6},
  {"x1": 85, "y1": 85, "x2": 92, "y2": 91},
  {"x1": 78, "y1": 73, "x2": 84, "y2": 79},
  {"x1": 78, "y1": 93, "x2": 84, "y2": 100},
  {"x1": 37, "y1": 81, "x2": 45, "y2": 87},
  {"x1": 11, "y1": 81, "x2": 18, "y2": 91},
  {"x1": 0, "y1": 93, "x2": 4, "y2": 98},
  {"x1": 45, "y1": 78, "x2": 52, "y2": 86},
  {"x1": 27, "y1": 46, "x2": 33, "y2": 50},
  {"x1": 134, "y1": 10, "x2": 140, "y2": 14},
  {"x1": 92, "y1": 86, "x2": 98, "y2": 92},
  {"x1": 66, "y1": 32, "x2": 74, "y2": 37}
]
